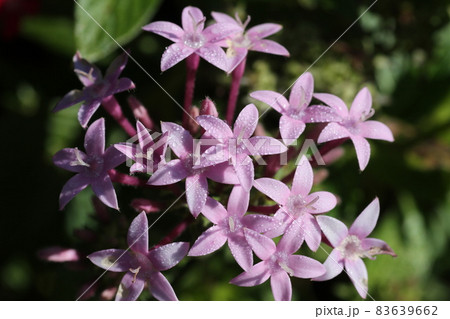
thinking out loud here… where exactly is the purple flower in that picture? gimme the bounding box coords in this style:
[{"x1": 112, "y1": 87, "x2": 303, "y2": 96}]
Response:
[
  {"x1": 254, "y1": 156, "x2": 337, "y2": 251},
  {"x1": 53, "y1": 118, "x2": 125, "y2": 210},
  {"x1": 142, "y1": 6, "x2": 241, "y2": 72},
  {"x1": 250, "y1": 72, "x2": 340, "y2": 145},
  {"x1": 114, "y1": 121, "x2": 168, "y2": 175},
  {"x1": 147, "y1": 122, "x2": 239, "y2": 217},
  {"x1": 314, "y1": 198, "x2": 396, "y2": 298},
  {"x1": 212, "y1": 11, "x2": 289, "y2": 72},
  {"x1": 315, "y1": 87, "x2": 394, "y2": 170},
  {"x1": 188, "y1": 185, "x2": 279, "y2": 271},
  {"x1": 197, "y1": 104, "x2": 287, "y2": 190},
  {"x1": 53, "y1": 52, "x2": 135, "y2": 128},
  {"x1": 230, "y1": 226, "x2": 325, "y2": 301},
  {"x1": 88, "y1": 212, "x2": 189, "y2": 301}
]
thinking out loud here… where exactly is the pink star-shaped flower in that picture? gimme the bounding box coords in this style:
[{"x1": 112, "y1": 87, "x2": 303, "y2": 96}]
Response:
[
  {"x1": 197, "y1": 104, "x2": 287, "y2": 190},
  {"x1": 250, "y1": 72, "x2": 340, "y2": 145},
  {"x1": 188, "y1": 185, "x2": 279, "y2": 271},
  {"x1": 315, "y1": 87, "x2": 394, "y2": 170},
  {"x1": 147, "y1": 122, "x2": 239, "y2": 217},
  {"x1": 143, "y1": 6, "x2": 241, "y2": 72},
  {"x1": 53, "y1": 52, "x2": 135, "y2": 128},
  {"x1": 254, "y1": 156, "x2": 337, "y2": 251},
  {"x1": 53, "y1": 118, "x2": 125, "y2": 210},
  {"x1": 88, "y1": 212, "x2": 189, "y2": 301},
  {"x1": 314, "y1": 198, "x2": 396, "y2": 298},
  {"x1": 211, "y1": 11, "x2": 289, "y2": 72},
  {"x1": 230, "y1": 225, "x2": 325, "y2": 301}
]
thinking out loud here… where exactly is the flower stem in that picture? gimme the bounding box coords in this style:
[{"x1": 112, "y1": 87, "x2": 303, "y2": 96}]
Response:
[
  {"x1": 226, "y1": 58, "x2": 247, "y2": 124},
  {"x1": 101, "y1": 96, "x2": 137, "y2": 137},
  {"x1": 183, "y1": 54, "x2": 200, "y2": 128},
  {"x1": 153, "y1": 215, "x2": 194, "y2": 249}
]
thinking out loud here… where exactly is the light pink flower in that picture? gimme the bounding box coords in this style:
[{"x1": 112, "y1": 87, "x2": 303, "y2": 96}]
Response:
[
  {"x1": 88, "y1": 212, "x2": 189, "y2": 301},
  {"x1": 230, "y1": 226, "x2": 325, "y2": 301},
  {"x1": 315, "y1": 87, "x2": 394, "y2": 170},
  {"x1": 143, "y1": 6, "x2": 241, "y2": 72},
  {"x1": 250, "y1": 72, "x2": 340, "y2": 145},
  {"x1": 188, "y1": 185, "x2": 279, "y2": 271},
  {"x1": 314, "y1": 198, "x2": 396, "y2": 298},
  {"x1": 254, "y1": 156, "x2": 337, "y2": 251}
]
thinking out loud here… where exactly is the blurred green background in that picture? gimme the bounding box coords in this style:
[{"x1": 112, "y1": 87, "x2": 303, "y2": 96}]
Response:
[{"x1": 0, "y1": 0, "x2": 449, "y2": 300}]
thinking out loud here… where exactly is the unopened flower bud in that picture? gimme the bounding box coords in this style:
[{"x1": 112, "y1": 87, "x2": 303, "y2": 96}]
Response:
[
  {"x1": 37, "y1": 246, "x2": 80, "y2": 262},
  {"x1": 131, "y1": 198, "x2": 163, "y2": 214},
  {"x1": 128, "y1": 96, "x2": 154, "y2": 130},
  {"x1": 200, "y1": 97, "x2": 219, "y2": 117},
  {"x1": 187, "y1": 106, "x2": 200, "y2": 134}
]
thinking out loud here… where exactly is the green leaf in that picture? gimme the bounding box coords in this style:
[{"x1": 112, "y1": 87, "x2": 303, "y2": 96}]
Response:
[{"x1": 74, "y1": 0, "x2": 162, "y2": 62}]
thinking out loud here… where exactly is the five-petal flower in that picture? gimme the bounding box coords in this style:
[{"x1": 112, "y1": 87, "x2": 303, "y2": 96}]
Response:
[
  {"x1": 230, "y1": 225, "x2": 325, "y2": 301},
  {"x1": 88, "y1": 212, "x2": 189, "y2": 301},
  {"x1": 314, "y1": 87, "x2": 394, "y2": 170},
  {"x1": 143, "y1": 6, "x2": 241, "y2": 72},
  {"x1": 188, "y1": 185, "x2": 279, "y2": 271},
  {"x1": 53, "y1": 52, "x2": 135, "y2": 128},
  {"x1": 314, "y1": 198, "x2": 396, "y2": 298},
  {"x1": 53, "y1": 118, "x2": 125, "y2": 210}
]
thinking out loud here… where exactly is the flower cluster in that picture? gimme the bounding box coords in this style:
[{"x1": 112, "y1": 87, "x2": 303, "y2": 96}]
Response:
[{"x1": 50, "y1": 6, "x2": 396, "y2": 301}]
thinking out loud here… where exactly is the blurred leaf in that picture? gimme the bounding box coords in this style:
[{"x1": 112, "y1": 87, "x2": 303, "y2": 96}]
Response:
[
  {"x1": 74, "y1": 0, "x2": 162, "y2": 62},
  {"x1": 21, "y1": 16, "x2": 75, "y2": 55}
]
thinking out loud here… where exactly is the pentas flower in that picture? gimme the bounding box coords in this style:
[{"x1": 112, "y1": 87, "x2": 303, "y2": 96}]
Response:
[
  {"x1": 188, "y1": 185, "x2": 279, "y2": 271},
  {"x1": 230, "y1": 226, "x2": 325, "y2": 301},
  {"x1": 147, "y1": 122, "x2": 239, "y2": 217},
  {"x1": 143, "y1": 6, "x2": 241, "y2": 72},
  {"x1": 254, "y1": 156, "x2": 337, "y2": 251},
  {"x1": 88, "y1": 212, "x2": 189, "y2": 301},
  {"x1": 314, "y1": 198, "x2": 396, "y2": 298},
  {"x1": 197, "y1": 104, "x2": 287, "y2": 190},
  {"x1": 314, "y1": 87, "x2": 394, "y2": 170},
  {"x1": 53, "y1": 52, "x2": 135, "y2": 128},
  {"x1": 115, "y1": 121, "x2": 168, "y2": 175},
  {"x1": 53, "y1": 118, "x2": 125, "y2": 210},
  {"x1": 211, "y1": 11, "x2": 289, "y2": 72},
  {"x1": 250, "y1": 72, "x2": 340, "y2": 145}
]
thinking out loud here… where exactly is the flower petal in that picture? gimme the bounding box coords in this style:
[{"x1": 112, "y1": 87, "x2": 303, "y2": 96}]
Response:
[
  {"x1": 227, "y1": 185, "x2": 250, "y2": 217},
  {"x1": 87, "y1": 249, "x2": 135, "y2": 272},
  {"x1": 247, "y1": 23, "x2": 282, "y2": 39},
  {"x1": 53, "y1": 89, "x2": 84, "y2": 112},
  {"x1": 84, "y1": 118, "x2": 105, "y2": 156},
  {"x1": 103, "y1": 146, "x2": 126, "y2": 170},
  {"x1": 313, "y1": 93, "x2": 348, "y2": 118},
  {"x1": 287, "y1": 255, "x2": 326, "y2": 279},
  {"x1": 350, "y1": 135, "x2": 371, "y2": 171},
  {"x1": 361, "y1": 238, "x2": 396, "y2": 257},
  {"x1": 251, "y1": 39, "x2": 289, "y2": 56},
  {"x1": 196, "y1": 43, "x2": 229, "y2": 71},
  {"x1": 200, "y1": 197, "x2": 228, "y2": 224},
  {"x1": 253, "y1": 178, "x2": 290, "y2": 205},
  {"x1": 242, "y1": 214, "x2": 280, "y2": 233},
  {"x1": 317, "y1": 122, "x2": 350, "y2": 143},
  {"x1": 203, "y1": 22, "x2": 242, "y2": 43},
  {"x1": 360, "y1": 120, "x2": 394, "y2": 142},
  {"x1": 270, "y1": 271, "x2": 291, "y2": 301},
  {"x1": 161, "y1": 121, "x2": 193, "y2": 158},
  {"x1": 182, "y1": 6, "x2": 204, "y2": 33},
  {"x1": 289, "y1": 72, "x2": 313, "y2": 108},
  {"x1": 228, "y1": 234, "x2": 253, "y2": 271},
  {"x1": 91, "y1": 173, "x2": 119, "y2": 210},
  {"x1": 197, "y1": 115, "x2": 233, "y2": 142},
  {"x1": 350, "y1": 87, "x2": 372, "y2": 119},
  {"x1": 78, "y1": 100, "x2": 101, "y2": 128},
  {"x1": 312, "y1": 249, "x2": 344, "y2": 281},
  {"x1": 160, "y1": 43, "x2": 194, "y2": 72},
  {"x1": 142, "y1": 21, "x2": 184, "y2": 42},
  {"x1": 230, "y1": 261, "x2": 271, "y2": 287},
  {"x1": 147, "y1": 159, "x2": 188, "y2": 185},
  {"x1": 115, "y1": 272, "x2": 144, "y2": 301},
  {"x1": 59, "y1": 174, "x2": 90, "y2": 210},
  {"x1": 127, "y1": 212, "x2": 148, "y2": 255},
  {"x1": 233, "y1": 104, "x2": 258, "y2": 139},
  {"x1": 244, "y1": 228, "x2": 276, "y2": 260},
  {"x1": 233, "y1": 154, "x2": 254, "y2": 191},
  {"x1": 279, "y1": 115, "x2": 305, "y2": 145},
  {"x1": 316, "y1": 215, "x2": 348, "y2": 248},
  {"x1": 349, "y1": 198, "x2": 379, "y2": 239},
  {"x1": 205, "y1": 161, "x2": 239, "y2": 184},
  {"x1": 249, "y1": 90, "x2": 289, "y2": 113},
  {"x1": 185, "y1": 174, "x2": 208, "y2": 217},
  {"x1": 302, "y1": 105, "x2": 342, "y2": 123},
  {"x1": 277, "y1": 220, "x2": 304, "y2": 254},
  {"x1": 211, "y1": 11, "x2": 238, "y2": 25},
  {"x1": 111, "y1": 77, "x2": 135, "y2": 94},
  {"x1": 148, "y1": 242, "x2": 190, "y2": 271},
  {"x1": 73, "y1": 52, "x2": 102, "y2": 86},
  {"x1": 53, "y1": 148, "x2": 88, "y2": 173},
  {"x1": 291, "y1": 155, "x2": 313, "y2": 197},
  {"x1": 105, "y1": 52, "x2": 128, "y2": 81},
  {"x1": 247, "y1": 136, "x2": 287, "y2": 155},
  {"x1": 306, "y1": 191, "x2": 337, "y2": 214},
  {"x1": 303, "y1": 214, "x2": 322, "y2": 252},
  {"x1": 148, "y1": 272, "x2": 178, "y2": 301},
  {"x1": 188, "y1": 226, "x2": 227, "y2": 256},
  {"x1": 345, "y1": 258, "x2": 368, "y2": 299}
]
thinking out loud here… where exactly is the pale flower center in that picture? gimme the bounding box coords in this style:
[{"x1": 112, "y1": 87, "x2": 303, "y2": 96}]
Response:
[
  {"x1": 269, "y1": 252, "x2": 294, "y2": 276},
  {"x1": 183, "y1": 32, "x2": 205, "y2": 49},
  {"x1": 338, "y1": 235, "x2": 365, "y2": 260},
  {"x1": 70, "y1": 148, "x2": 90, "y2": 167},
  {"x1": 285, "y1": 194, "x2": 319, "y2": 218}
]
